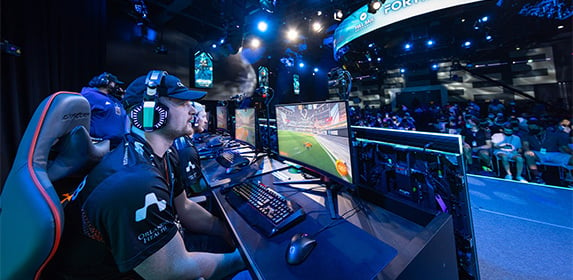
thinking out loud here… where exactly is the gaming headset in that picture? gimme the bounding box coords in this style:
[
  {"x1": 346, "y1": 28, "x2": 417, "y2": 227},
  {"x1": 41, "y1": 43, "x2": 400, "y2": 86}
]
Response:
[
  {"x1": 89, "y1": 72, "x2": 113, "y2": 88},
  {"x1": 129, "y1": 70, "x2": 170, "y2": 132},
  {"x1": 190, "y1": 102, "x2": 202, "y2": 127}
]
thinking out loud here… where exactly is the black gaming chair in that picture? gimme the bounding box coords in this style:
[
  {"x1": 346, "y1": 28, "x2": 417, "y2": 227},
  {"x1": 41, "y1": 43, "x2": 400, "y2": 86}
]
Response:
[{"x1": 0, "y1": 91, "x2": 109, "y2": 280}]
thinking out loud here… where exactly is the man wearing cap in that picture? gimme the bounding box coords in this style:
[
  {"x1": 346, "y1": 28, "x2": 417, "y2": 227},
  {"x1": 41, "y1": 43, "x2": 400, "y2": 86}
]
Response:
[
  {"x1": 173, "y1": 102, "x2": 209, "y2": 196},
  {"x1": 81, "y1": 72, "x2": 128, "y2": 149},
  {"x1": 47, "y1": 71, "x2": 246, "y2": 279}
]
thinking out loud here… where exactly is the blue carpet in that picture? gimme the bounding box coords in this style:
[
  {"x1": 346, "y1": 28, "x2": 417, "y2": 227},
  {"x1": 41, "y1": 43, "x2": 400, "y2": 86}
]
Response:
[{"x1": 468, "y1": 175, "x2": 573, "y2": 280}]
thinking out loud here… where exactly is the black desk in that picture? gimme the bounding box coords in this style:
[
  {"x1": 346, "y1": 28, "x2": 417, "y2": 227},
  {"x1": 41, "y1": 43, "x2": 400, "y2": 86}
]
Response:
[{"x1": 202, "y1": 155, "x2": 398, "y2": 280}]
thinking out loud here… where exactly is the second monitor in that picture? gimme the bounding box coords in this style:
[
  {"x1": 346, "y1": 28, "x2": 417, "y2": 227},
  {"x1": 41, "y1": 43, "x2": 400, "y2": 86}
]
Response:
[
  {"x1": 275, "y1": 101, "x2": 354, "y2": 185},
  {"x1": 234, "y1": 107, "x2": 257, "y2": 147}
]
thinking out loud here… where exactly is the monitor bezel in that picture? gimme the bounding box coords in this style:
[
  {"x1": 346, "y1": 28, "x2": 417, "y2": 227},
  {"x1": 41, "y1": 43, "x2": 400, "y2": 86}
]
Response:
[{"x1": 274, "y1": 100, "x2": 355, "y2": 186}]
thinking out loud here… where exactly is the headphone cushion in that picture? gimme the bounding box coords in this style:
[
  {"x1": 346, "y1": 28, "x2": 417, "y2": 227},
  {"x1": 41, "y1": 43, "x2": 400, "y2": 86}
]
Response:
[{"x1": 129, "y1": 102, "x2": 170, "y2": 131}]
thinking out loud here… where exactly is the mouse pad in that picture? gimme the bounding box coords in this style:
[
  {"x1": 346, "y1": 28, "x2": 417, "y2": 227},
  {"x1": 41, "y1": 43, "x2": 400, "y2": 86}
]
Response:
[
  {"x1": 252, "y1": 217, "x2": 397, "y2": 280},
  {"x1": 220, "y1": 185, "x2": 398, "y2": 280}
]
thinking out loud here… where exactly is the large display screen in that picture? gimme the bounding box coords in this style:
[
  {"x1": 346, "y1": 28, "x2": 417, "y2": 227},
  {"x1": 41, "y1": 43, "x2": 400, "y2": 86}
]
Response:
[
  {"x1": 235, "y1": 108, "x2": 257, "y2": 147},
  {"x1": 275, "y1": 101, "x2": 353, "y2": 184},
  {"x1": 216, "y1": 106, "x2": 228, "y2": 130},
  {"x1": 194, "y1": 51, "x2": 213, "y2": 88},
  {"x1": 333, "y1": 0, "x2": 485, "y2": 58}
]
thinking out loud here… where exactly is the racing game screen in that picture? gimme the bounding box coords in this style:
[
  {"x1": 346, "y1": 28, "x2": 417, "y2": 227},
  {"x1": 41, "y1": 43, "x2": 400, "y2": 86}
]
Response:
[
  {"x1": 275, "y1": 101, "x2": 353, "y2": 184},
  {"x1": 216, "y1": 106, "x2": 228, "y2": 130},
  {"x1": 235, "y1": 108, "x2": 256, "y2": 146}
]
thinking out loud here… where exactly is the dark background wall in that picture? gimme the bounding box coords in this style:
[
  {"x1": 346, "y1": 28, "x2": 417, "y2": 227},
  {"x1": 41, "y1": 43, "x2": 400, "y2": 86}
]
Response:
[{"x1": 1, "y1": 0, "x2": 107, "y2": 184}]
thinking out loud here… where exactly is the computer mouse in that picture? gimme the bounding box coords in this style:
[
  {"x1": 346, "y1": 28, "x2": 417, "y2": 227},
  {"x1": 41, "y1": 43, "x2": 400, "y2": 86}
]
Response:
[
  {"x1": 225, "y1": 166, "x2": 242, "y2": 174},
  {"x1": 286, "y1": 233, "x2": 317, "y2": 265}
]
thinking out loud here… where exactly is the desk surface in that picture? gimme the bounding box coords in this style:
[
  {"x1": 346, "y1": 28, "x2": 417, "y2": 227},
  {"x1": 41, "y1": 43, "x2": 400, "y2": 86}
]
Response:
[{"x1": 202, "y1": 153, "x2": 397, "y2": 280}]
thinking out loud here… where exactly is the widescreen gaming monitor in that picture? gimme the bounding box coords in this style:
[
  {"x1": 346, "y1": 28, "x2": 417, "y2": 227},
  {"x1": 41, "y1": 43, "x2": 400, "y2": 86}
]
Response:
[
  {"x1": 275, "y1": 101, "x2": 353, "y2": 184},
  {"x1": 234, "y1": 108, "x2": 257, "y2": 147},
  {"x1": 216, "y1": 106, "x2": 228, "y2": 130}
]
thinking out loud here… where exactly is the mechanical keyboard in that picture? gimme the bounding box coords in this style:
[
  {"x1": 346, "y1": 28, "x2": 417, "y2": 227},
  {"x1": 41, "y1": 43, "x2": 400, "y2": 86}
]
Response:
[
  {"x1": 224, "y1": 181, "x2": 306, "y2": 237},
  {"x1": 216, "y1": 150, "x2": 250, "y2": 168}
]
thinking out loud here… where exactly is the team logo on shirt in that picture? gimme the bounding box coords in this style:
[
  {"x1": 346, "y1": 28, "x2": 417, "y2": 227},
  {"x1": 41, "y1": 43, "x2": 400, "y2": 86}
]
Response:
[{"x1": 135, "y1": 193, "x2": 166, "y2": 222}]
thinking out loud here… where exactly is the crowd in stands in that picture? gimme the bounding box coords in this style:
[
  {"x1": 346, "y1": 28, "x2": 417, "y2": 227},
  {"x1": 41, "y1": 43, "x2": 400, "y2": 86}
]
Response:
[{"x1": 348, "y1": 99, "x2": 573, "y2": 187}]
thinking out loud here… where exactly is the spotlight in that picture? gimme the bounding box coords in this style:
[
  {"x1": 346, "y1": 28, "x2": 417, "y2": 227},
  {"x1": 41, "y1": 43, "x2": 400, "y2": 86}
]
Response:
[
  {"x1": 368, "y1": 0, "x2": 383, "y2": 14},
  {"x1": 286, "y1": 29, "x2": 299, "y2": 41},
  {"x1": 426, "y1": 40, "x2": 434, "y2": 47},
  {"x1": 485, "y1": 34, "x2": 493, "y2": 41},
  {"x1": 314, "y1": 67, "x2": 319, "y2": 73},
  {"x1": 462, "y1": 41, "x2": 472, "y2": 48},
  {"x1": 257, "y1": 21, "x2": 268, "y2": 32},
  {"x1": 404, "y1": 43, "x2": 412, "y2": 51},
  {"x1": 299, "y1": 62, "x2": 305, "y2": 68},
  {"x1": 250, "y1": 38, "x2": 261, "y2": 49},
  {"x1": 212, "y1": 43, "x2": 217, "y2": 48},
  {"x1": 312, "y1": 21, "x2": 323, "y2": 32},
  {"x1": 400, "y1": 68, "x2": 406, "y2": 73},
  {"x1": 334, "y1": 9, "x2": 344, "y2": 21},
  {"x1": 431, "y1": 64, "x2": 439, "y2": 70}
]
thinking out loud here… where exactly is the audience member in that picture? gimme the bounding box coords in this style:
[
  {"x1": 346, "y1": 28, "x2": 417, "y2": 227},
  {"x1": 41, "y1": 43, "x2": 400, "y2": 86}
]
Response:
[
  {"x1": 492, "y1": 123, "x2": 528, "y2": 182},
  {"x1": 461, "y1": 117, "x2": 493, "y2": 173},
  {"x1": 47, "y1": 72, "x2": 246, "y2": 279},
  {"x1": 523, "y1": 118, "x2": 573, "y2": 183},
  {"x1": 81, "y1": 72, "x2": 128, "y2": 149},
  {"x1": 488, "y1": 98, "x2": 505, "y2": 115}
]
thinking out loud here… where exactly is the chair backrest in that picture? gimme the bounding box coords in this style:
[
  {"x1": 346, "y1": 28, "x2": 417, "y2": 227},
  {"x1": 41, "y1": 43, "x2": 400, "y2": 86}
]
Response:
[{"x1": 0, "y1": 91, "x2": 109, "y2": 280}]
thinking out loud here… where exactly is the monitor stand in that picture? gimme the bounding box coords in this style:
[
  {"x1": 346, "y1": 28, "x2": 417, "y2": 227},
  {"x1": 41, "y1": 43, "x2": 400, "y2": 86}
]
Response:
[{"x1": 274, "y1": 176, "x2": 342, "y2": 220}]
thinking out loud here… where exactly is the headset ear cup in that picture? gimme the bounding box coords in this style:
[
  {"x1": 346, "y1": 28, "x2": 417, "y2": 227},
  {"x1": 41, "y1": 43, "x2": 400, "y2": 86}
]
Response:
[{"x1": 129, "y1": 102, "x2": 169, "y2": 131}]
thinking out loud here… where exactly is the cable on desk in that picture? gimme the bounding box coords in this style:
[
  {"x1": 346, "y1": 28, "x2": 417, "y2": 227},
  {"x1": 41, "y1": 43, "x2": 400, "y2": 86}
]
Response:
[{"x1": 308, "y1": 205, "x2": 361, "y2": 239}]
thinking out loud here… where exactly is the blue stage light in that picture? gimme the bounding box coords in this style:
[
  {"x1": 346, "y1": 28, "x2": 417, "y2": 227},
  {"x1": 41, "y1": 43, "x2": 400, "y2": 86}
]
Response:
[
  {"x1": 432, "y1": 64, "x2": 439, "y2": 70},
  {"x1": 313, "y1": 67, "x2": 319, "y2": 73},
  {"x1": 426, "y1": 40, "x2": 434, "y2": 47},
  {"x1": 400, "y1": 68, "x2": 406, "y2": 73},
  {"x1": 463, "y1": 41, "x2": 472, "y2": 48},
  {"x1": 481, "y1": 16, "x2": 489, "y2": 22},
  {"x1": 257, "y1": 21, "x2": 268, "y2": 32},
  {"x1": 404, "y1": 43, "x2": 412, "y2": 50},
  {"x1": 299, "y1": 62, "x2": 305, "y2": 68}
]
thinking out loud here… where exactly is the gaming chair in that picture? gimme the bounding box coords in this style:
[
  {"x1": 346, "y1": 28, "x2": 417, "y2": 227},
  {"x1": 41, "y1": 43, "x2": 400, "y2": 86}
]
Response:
[{"x1": 0, "y1": 91, "x2": 109, "y2": 279}]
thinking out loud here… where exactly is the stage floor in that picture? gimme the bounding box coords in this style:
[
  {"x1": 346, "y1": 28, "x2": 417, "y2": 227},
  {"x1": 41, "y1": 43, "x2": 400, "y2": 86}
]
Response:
[{"x1": 468, "y1": 174, "x2": 573, "y2": 280}]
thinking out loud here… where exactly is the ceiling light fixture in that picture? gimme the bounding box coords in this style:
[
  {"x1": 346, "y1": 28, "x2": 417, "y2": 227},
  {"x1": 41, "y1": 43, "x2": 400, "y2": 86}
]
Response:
[
  {"x1": 312, "y1": 21, "x2": 323, "y2": 32},
  {"x1": 368, "y1": 0, "x2": 384, "y2": 14},
  {"x1": 334, "y1": 9, "x2": 344, "y2": 21}
]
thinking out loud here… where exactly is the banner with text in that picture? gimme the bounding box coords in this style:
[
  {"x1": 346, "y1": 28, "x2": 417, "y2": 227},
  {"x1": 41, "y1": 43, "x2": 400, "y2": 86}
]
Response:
[{"x1": 333, "y1": 0, "x2": 487, "y2": 59}]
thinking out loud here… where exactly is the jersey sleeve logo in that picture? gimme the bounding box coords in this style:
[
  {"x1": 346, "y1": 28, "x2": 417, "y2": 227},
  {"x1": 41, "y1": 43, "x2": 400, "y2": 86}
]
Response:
[{"x1": 135, "y1": 193, "x2": 167, "y2": 222}]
